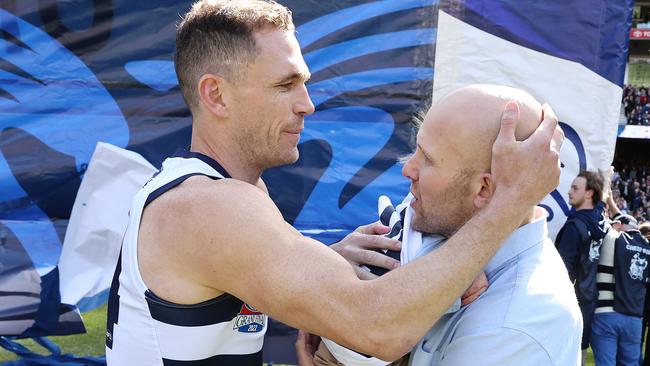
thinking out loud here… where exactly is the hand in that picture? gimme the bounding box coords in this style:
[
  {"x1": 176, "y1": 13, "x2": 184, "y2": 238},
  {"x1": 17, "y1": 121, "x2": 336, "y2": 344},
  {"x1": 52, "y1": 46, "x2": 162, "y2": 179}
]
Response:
[
  {"x1": 330, "y1": 221, "x2": 401, "y2": 280},
  {"x1": 491, "y1": 102, "x2": 564, "y2": 208},
  {"x1": 461, "y1": 272, "x2": 488, "y2": 306},
  {"x1": 295, "y1": 330, "x2": 321, "y2": 366}
]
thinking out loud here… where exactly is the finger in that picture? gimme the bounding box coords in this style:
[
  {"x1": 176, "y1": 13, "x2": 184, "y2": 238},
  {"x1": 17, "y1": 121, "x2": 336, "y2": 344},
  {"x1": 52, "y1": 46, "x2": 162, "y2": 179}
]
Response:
[
  {"x1": 495, "y1": 101, "x2": 520, "y2": 145},
  {"x1": 551, "y1": 124, "x2": 565, "y2": 153},
  {"x1": 295, "y1": 330, "x2": 315, "y2": 366},
  {"x1": 296, "y1": 330, "x2": 308, "y2": 349},
  {"x1": 348, "y1": 248, "x2": 400, "y2": 269},
  {"x1": 350, "y1": 233, "x2": 402, "y2": 251},
  {"x1": 355, "y1": 221, "x2": 391, "y2": 235},
  {"x1": 354, "y1": 265, "x2": 379, "y2": 280},
  {"x1": 538, "y1": 104, "x2": 559, "y2": 140},
  {"x1": 461, "y1": 292, "x2": 480, "y2": 307}
]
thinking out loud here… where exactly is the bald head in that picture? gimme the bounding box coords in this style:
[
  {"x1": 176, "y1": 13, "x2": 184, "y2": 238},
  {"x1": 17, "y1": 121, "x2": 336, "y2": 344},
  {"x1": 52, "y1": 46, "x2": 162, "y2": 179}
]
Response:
[
  {"x1": 425, "y1": 84, "x2": 542, "y2": 173},
  {"x1": 405, "y1": 84, "x2": 544, "y2": 235}
]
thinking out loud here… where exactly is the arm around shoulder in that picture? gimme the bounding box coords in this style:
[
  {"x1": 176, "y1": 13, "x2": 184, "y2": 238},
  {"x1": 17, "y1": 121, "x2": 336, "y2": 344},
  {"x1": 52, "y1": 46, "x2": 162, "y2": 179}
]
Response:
[{"x1": 181, "y1": 179, "x2": 416, "y2": 359}]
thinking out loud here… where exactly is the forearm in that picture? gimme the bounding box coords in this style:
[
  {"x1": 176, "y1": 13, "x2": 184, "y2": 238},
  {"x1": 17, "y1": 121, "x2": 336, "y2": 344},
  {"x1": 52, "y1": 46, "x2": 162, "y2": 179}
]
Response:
[{"x1": 335, "y1": 196, "x2": 529, "y2": 358}]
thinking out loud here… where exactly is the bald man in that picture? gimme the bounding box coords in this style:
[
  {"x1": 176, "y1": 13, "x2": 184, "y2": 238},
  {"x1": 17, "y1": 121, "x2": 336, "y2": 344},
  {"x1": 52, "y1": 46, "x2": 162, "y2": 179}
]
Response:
[
  {"x1": 406, "y1": 85, "x2": 581, "y2": 365},
  {"x1": 304, "y1": 85, "x2": 582, "y2": 366}
]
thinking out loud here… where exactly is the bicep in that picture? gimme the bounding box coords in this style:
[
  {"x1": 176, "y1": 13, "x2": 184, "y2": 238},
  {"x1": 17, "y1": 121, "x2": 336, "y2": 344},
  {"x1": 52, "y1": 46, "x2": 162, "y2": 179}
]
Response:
[{"x1": 189, "y1": 181, "x2": 362, "y2": 334}]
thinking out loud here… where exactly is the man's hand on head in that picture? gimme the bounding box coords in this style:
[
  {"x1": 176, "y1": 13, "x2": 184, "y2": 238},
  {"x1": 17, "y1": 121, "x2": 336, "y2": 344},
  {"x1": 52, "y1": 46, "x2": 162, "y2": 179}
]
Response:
[
  {"x1": 330, "y1": 221, "x2": 401, "y2": 280},
  {"x1": 491, "y1": 102, "x2": 564, "y2": 209}
]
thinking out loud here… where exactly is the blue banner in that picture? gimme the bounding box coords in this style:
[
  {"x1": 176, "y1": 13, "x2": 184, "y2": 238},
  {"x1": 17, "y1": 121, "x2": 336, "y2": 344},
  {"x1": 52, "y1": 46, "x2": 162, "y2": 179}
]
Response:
[{"x1": 0, "y1": 0, "x2": 435, "y2": 354}]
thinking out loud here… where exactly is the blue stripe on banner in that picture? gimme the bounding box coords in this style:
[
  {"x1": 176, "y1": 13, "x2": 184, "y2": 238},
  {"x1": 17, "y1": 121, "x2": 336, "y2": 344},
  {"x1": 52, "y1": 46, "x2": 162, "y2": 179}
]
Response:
[
  {"x1": 459, "y1": 0, "x2": 632, "y2": 86},
  {"x1": 308, "y1": 67, "x2": 433, "y2": 107},
  {"x1": 558, "y1": 122, "x2": 587, "y2": 172},
  {"x1": 550, "y1": 190, "x2": 571, "y2": 217},
  {"x1": 296, "y1": 0, "x2": 436, "y2": 48},
  {"x1": 304, "y1": 29, "x2": 436, "y2": 74},
  {"x1": 0, "y1": 212, "x2": 61, "y2": 276},
  {"x1": 125, "y1": 60, "x2": 178, "y2": 92}
]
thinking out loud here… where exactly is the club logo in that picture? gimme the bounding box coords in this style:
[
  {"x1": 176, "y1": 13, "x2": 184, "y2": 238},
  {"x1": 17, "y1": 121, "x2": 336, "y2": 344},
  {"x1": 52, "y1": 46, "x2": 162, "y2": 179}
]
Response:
[{"x1": 629, "y1": 253, "x2": 648, "y2": 281}]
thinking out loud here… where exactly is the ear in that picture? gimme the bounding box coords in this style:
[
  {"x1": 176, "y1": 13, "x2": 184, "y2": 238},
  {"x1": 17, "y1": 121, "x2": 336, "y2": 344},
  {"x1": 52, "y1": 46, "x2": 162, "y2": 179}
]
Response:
[
  {"x1": 585, "y1": 189, "x2": 594, "y2": 200},
  {"x1": 197, "y1": 73, "x2": 228, "y2": 118},
  {"x1": 473, "y1": 172, "x2": 495, "y2": 209}
]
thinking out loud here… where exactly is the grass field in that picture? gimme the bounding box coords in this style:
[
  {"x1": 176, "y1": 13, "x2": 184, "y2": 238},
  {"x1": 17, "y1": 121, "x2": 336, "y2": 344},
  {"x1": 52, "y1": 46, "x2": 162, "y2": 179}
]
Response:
[
  {"x1": 0, "y1": 304, "x2": 107, "y2": 363},
  {"x1": 0, "y1": 304, "x2": 597, "y2": 365}
]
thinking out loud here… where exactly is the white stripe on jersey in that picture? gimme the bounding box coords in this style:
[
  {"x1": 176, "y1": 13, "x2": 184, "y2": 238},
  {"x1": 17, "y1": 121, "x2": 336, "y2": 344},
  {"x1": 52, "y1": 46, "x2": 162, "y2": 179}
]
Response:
[{"x1": 154, "y1": 318, "x2": 264, "y2": 360}]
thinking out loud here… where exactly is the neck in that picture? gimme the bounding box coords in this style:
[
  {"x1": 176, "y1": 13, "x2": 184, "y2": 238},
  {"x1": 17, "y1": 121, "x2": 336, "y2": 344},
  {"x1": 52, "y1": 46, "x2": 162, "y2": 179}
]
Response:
[
  {"x1": 518, "y1": 207, "x2": 537, "y2": 228},
  {"x1": 190, "y1": 118, "x2": 263, "y2": 186},
  {"x1": 576, "y1": 202, "x2": 595, "y2": 211}
]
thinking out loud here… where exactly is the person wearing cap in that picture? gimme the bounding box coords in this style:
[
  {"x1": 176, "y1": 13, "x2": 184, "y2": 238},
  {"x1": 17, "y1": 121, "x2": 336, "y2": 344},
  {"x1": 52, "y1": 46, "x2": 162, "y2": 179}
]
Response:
[
  {"x1": 555, "y1": 170, "x2": 610, "y2": 364},
  {"x1": 592, "y1": 213, "x2": 650, "y2": 365}
]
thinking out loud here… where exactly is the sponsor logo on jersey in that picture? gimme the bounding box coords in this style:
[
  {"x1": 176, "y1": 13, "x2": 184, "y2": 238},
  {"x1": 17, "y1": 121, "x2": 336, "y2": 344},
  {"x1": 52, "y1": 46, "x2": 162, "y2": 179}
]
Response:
[{"x1": 233, "y1": 304, "x2": 266, "y2": 333}]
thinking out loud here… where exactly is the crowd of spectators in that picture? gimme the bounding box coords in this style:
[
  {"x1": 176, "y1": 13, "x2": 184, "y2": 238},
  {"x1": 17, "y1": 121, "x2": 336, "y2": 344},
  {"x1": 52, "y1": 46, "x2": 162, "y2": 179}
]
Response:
[
  {"x1": 611, "y1": 166, "x2": 650, "y2": 224},
  {"x1": 623, "y1": 85, "x2": 650, "y2": 125}
]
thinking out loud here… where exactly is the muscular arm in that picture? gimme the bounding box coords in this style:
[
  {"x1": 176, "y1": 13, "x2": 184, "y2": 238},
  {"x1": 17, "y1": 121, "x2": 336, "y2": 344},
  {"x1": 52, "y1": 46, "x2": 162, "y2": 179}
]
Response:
[
  {"x1": 146, "y1": 102, "x2": 562, "y2": 360},
  {"x1": 183, "y1": 180, "x2": 528, "y2": 360}
]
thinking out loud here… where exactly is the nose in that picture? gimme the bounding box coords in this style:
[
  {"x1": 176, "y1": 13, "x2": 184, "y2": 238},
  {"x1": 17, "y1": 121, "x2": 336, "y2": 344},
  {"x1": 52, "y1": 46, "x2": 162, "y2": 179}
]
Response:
[
  {"x1": 294, "y1": 83, "x2": 315, "y2": 116},
  {"x1": 402, "y1": 155, "x2": 418, "y2": 181}
]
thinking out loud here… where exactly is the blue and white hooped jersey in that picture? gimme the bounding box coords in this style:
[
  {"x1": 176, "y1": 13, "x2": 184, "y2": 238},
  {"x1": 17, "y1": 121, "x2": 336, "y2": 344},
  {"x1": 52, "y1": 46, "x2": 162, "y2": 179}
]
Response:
[{"x1": 105, "y1": 150, "x2": 267, "y2": 366}]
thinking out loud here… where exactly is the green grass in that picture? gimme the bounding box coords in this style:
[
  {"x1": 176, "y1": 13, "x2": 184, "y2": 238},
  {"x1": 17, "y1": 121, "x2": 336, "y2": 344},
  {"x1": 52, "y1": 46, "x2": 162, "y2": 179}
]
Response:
[
  {"x1": 0, "y1": 304, "x2": 599, "y2": 365},
  {"x1": 0, "y1": 304, "x2": 107, "y2": 363}
]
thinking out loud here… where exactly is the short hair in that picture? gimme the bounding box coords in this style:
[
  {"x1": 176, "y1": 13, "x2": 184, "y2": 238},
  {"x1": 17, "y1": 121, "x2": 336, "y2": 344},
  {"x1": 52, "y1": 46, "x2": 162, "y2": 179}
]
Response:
[
  {"x1": 174, "y1": 0, "x2": 294, "y2": 111},
  {"x1": 640, "y1": 222, "x2": 650, "y2": 241},
  {"x1": 577, "y1": 170, "x2": 604, "y2": 205}
]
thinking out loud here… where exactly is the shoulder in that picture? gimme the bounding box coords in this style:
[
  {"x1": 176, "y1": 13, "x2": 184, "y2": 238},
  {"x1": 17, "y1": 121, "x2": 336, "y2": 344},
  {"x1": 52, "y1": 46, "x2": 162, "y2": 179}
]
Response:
[
  {"x1": 149, "y1": 176, "x2": 280, "y2": 220},
  {"x1": 456, "y1": 245, "x2": 581, "y2": 351},
  {"x1": 141, "y1": 175, "x2": 287, "y2": 252}
]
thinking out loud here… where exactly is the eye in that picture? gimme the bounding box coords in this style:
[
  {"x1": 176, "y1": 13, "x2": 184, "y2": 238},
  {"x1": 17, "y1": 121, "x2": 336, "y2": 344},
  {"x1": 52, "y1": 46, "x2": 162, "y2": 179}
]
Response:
[{"x1": 278, "y1": 82, "x2": 294, "y2": 91}]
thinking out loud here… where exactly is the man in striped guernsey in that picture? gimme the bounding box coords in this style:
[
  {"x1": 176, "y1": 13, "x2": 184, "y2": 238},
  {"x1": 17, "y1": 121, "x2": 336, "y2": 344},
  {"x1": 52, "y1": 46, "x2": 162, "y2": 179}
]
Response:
[
  {"x1": 106, "y1": 1, "x2": 565, "y2": 365},
  {"x1": 592, "y1": 214, "x2": 650, "y2": 365}
]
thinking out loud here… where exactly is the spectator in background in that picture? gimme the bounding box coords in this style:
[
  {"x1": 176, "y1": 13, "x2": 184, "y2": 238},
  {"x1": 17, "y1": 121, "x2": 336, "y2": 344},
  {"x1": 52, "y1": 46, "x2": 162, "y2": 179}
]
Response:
[
  {"x1": 555, "y1": 171, "x2": 609, "y2": 365},
  {"x1": 593, "y1": 214, "x2": 650, "y2": 366}
]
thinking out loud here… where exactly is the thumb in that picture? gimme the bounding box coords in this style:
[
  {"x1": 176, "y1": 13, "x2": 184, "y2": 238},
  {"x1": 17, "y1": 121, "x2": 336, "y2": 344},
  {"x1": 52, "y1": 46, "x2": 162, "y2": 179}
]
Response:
[{"x1": 496, "y1": 101, "x2": 520, "y2": 145}]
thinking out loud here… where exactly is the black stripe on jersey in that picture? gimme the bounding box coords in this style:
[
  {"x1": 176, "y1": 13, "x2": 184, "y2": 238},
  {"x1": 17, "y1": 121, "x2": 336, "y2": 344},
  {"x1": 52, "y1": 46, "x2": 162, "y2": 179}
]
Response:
[
  {"x1": 162, "y1": 350, "x2": 262, "y2": 366},
  {"x1": 144, "y1": 173, "x2": 219, "y2": 208},
  {"x1": 597, "y1": 283, "x2": 615, "y2": 291},
  {"x1": 597, "y1": 265, "x2": 614, "y2": 274},
  {"x1": 387, "y1": 221, "x2": 402, "y2": 238},
  {"x1": 106, "y1": 248, "x2": 123, "y2": 349},
  {"x1": 379, "y1": 205, "x2": 395, "y2": 226},
  {"x1": 398, "y1": 207, "x2": 406, "y2": 242},
  {"x1": 145, "y1": 290, "x2": 244, "y2": 327},
  {"x1": 597, "y1": 299, "x2": 615, "y2": 308},
  {"x1": 172, "y1": 150, "x2": 232, "y2": 179},
  {"x1": 366, "y1": 248, "x2": 401, "y2": 277}
]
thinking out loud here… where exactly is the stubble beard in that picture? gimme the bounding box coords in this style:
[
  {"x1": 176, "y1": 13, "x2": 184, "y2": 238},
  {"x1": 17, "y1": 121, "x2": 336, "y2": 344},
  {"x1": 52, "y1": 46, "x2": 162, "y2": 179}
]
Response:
[{"x1": 411, "y1": 175, "x2": 476, "y2": 238}]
